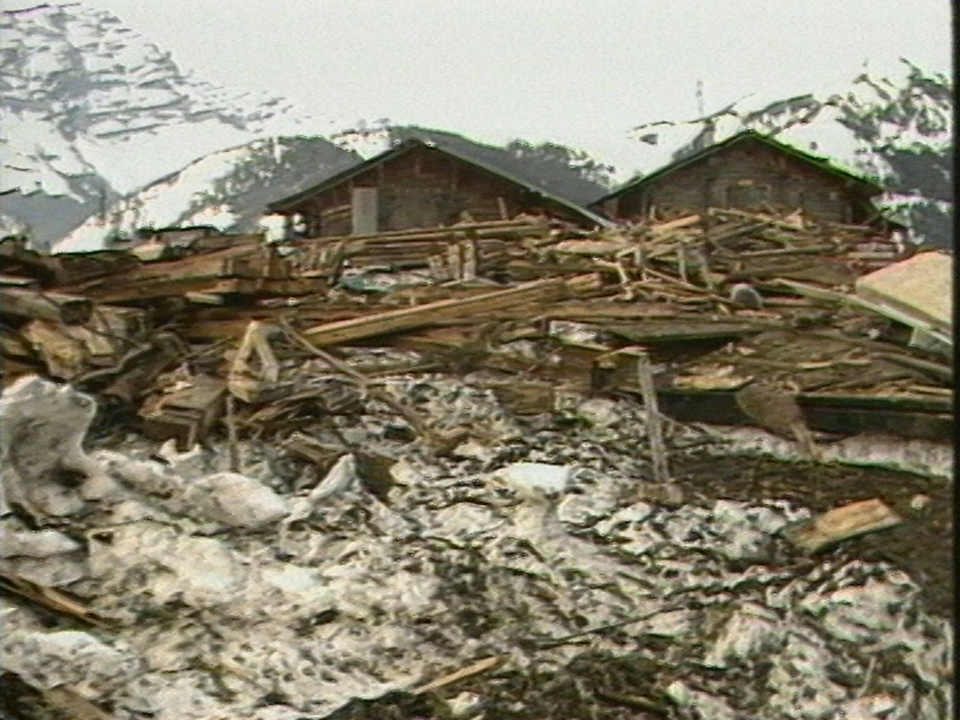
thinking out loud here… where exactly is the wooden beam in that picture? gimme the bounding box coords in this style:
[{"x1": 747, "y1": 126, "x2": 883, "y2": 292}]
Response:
[
  {"x1": 783, "y1": 499, "x2": 902, "y2": 554},
  {"x1": 0, "y1": 287, "x2": 93, "y2": 325},
  {"x1": 300, "y1": 274, "x2": 604, "y2": 346}
]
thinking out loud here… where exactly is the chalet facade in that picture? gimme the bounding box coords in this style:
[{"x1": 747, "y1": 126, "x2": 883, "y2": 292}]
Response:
[
  {"x1": 268, "y1": 133, "x2": 611, "y2": 237},
  {"x1": 591, "y1": 131, "x2": 898, "y2": 229}
]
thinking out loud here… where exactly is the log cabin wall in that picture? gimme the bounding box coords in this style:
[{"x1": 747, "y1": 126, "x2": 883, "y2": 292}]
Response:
[
  {"x1": 289, "y1": 145, "x2": 584, "y2": 237},
  {"x1": 612, "y1": 140, "x2": 872, "y2": 224}
]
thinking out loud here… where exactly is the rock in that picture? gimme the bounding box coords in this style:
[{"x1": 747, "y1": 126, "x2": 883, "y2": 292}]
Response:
[
  {"x1": 182, "y1": 471, "x2": 289, "y2": 528},
  {"x1": 729, "y1": 282, "x2": 764, "y2": 308},
  {"x1": 0, "y1": 376, "x2": 102, "y2": 519},
  {"x1": 495, "y1": 462, "x2": 572, "y2": 498}
]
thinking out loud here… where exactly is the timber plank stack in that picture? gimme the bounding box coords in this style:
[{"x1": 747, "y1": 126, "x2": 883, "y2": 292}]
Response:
[{"x1": 0, "y1": 211, "x2": 951, "y2": 449}]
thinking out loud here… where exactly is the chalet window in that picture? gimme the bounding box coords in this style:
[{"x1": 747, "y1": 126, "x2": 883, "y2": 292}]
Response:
[
  {"x1": 351, "y1": 187, "x2": 379, "y2": 234},
  {"x1": 725, "y1": 182, "x2": 771, "y2": 208}
]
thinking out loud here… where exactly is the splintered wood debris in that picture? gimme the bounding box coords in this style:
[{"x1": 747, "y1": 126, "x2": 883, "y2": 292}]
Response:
[{"x1": 0, "y1": 212, "x2": 951, "y2": 449}]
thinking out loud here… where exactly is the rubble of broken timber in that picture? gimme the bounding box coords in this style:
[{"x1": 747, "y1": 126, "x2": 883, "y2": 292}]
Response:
[{"x1": 0, "y1": 210, "x2": 953, "y2": 720}]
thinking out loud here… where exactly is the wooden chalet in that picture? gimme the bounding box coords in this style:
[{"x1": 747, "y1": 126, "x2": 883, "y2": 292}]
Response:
[
  {"x1": 267, "y1": 130, "x2": 612, "y2": 237},
  {"x1": 591, "y1": 130, "x2": 901, "y2": 231}
]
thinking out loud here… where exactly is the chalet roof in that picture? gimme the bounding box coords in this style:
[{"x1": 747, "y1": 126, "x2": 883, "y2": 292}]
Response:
[
  {"x1": 267, "y1": 129, "x2": 613, "y2": 228},
  {"x1": 593, "y1": 130, "x2": 886, "y2": 205}
]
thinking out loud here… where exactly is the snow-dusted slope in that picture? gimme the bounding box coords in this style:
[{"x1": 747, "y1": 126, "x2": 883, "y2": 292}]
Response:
[
  {"x1": 55, "y1": 136, "x2": 361, "y2": 252},
  {"x1": 624, "y1": 61, "x2": 952, "y2": 246},
  {"x1": 0, "y1": 2, "x2": 327, "y2": 250}
]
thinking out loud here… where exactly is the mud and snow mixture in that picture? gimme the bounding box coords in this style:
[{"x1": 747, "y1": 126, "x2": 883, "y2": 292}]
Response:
[{"x1": 0, "y1": 375, "x2": 952, "y2": 720}]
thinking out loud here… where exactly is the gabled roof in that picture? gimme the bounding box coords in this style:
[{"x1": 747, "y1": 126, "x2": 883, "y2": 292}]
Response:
[
  {"x1": 593, "y1": 130, "x2": 886, "y2": 205},
  {"x1": 267, "y1": 129, "x2": 613, "y2": 228}
]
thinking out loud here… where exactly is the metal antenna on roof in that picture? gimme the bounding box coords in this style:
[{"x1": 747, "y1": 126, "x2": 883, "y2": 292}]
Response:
[{"x1": 696, "y1": 79, "x2": 705, "y2": 117}]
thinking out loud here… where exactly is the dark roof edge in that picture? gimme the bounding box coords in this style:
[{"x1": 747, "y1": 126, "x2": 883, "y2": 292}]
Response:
[
  {"x1": 593, "y1": 130, "x2": 886, "y2": 205},
  {"x1": 266, "y1": 139, "x2": 418, "y2": 212},
  {"x1": 267, "y1": 138, "x2": 613, "y2": 228}
]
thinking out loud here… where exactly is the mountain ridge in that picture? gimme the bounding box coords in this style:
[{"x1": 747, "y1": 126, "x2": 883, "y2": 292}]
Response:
[{"x1": 3, "y1": 3, "x2": 951, "y2": 251}]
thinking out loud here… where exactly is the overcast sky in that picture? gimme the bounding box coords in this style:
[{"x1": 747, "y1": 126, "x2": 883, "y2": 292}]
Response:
[{"x1": 84, "y1": 0, "x2": 953, "y2": 175}]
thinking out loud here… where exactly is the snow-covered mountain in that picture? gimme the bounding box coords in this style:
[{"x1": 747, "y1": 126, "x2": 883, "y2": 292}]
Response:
[
  {"x1": 624, "y1": 60, "x2": 953, "y2": 247},
  {"x1": 0, "y1": 2, "x2": 330, "y2": 250},
  {"x1": 55, "y1": 135, "x2": 361, "y2": 252}
]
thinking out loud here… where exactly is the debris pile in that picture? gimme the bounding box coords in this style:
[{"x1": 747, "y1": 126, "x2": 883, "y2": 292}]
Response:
[
  {"x1": 0, "y1": 212, "x2": 953, "y2": 719},
  {"x1": 0, "y1": 212, "x2": 951, "y2": 451}
]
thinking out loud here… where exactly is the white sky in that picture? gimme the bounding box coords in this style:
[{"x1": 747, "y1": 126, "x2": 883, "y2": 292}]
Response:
[{"x1": 66, "y1": 0, "x2": 960, "y2": 176}]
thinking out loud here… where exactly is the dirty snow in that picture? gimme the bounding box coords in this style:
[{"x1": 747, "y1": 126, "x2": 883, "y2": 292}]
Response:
[{"x1": 0, "y1": 375, "x2": 952, "y2": 719}]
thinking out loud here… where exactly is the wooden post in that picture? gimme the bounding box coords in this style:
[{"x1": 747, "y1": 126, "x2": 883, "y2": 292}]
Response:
[
  {"x1": 226, "y1": 395, "x2": 240, "y2": 472},
  {"x1": 697, "y1": 240, "x2": 714, "y2": 290},
  {"x1": 636, "y1": 350, "x2": 669, "y2": 483},
  {"x1": 462, "y1": 239, "x2": 477, "y2": 281},
  {"x1": 677, "y1": 241, "x2": 689, "y2": 283},
  {"x1": 446, "y1": 241, "x2": 462, "y2": 280},
  {"x1": 636, "y1": 235, "x2": 647, "y2": 282}
]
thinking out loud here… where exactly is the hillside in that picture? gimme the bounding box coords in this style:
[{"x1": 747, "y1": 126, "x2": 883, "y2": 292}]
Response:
[
  {"x1": 0, "y1": 2, "x2": 320, "y2": 249},
  {"x1": 55, "y1": 136, "x2": 360, "y2": 252}
]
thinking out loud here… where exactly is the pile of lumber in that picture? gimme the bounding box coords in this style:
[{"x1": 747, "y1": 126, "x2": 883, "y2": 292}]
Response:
[{"x1": 1, "y1": 210, "x2": 951, "y2": 449}]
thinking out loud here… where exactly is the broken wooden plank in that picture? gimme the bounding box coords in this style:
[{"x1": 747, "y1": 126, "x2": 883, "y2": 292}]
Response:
[
  {"x1": 635, "y1": 349, "x2": 670, "y2": 482},
  {"x1": 227, "y1": 321, "x2": 281, "y2": 403},
  {"x1": 1, "y1": 242, "x2": 140, "y2": 285},
  {"x1": 608, "y1": 320, "x2": 763, "y2": 344},
  {"x1": 0, "y1": 274, "x2": 38, "y2": 288},
  {"x1": 655, "y1": 387, "x2": 953, "y2": 441},
  {"x1": 90, "y1": 333, "x2": 185, "y2": 401},
  {"x1": 774, "y1": 279, "x2": 953, "y2": 347},
  {"x1": 184, "y1": 291, "x2": 226, "y2": 305},
  {"x1": 0, "y1": 287, "x2": 93, "y2": 325},
  {"x1": 854, "y1": 252, "x2": 952, "y2": 334},
  {"x1": 283, "y1": 432, "x2": 347, "y2": 476},
  {"x1": 300, "y1": 274, "x2": 603, "y2": 346},
  {"x1": 69, "y1": 276, "x2": 330, "y2": 303},
  {"x1": 139, "y1": 375, "x2": 227, "y2": 450},
  {"x1": 783, "y1": 499, "x2": 903, "y2": 554}
]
